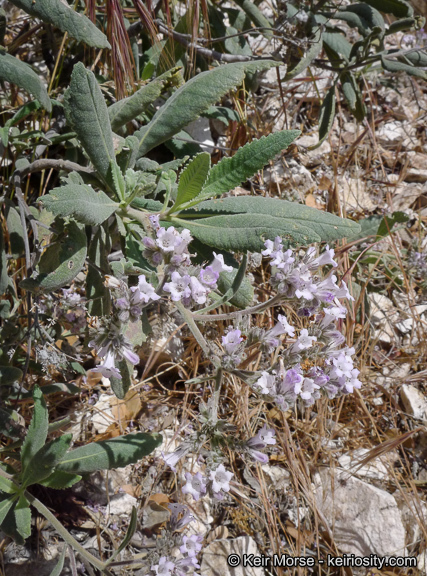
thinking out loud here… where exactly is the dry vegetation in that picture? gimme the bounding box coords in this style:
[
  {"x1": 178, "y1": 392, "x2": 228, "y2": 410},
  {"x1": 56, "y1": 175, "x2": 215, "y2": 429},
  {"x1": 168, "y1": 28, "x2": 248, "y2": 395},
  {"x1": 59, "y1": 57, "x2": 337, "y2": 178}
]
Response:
[{"x1": 1, "y1": 1, "x2": 427, "y2": 575}]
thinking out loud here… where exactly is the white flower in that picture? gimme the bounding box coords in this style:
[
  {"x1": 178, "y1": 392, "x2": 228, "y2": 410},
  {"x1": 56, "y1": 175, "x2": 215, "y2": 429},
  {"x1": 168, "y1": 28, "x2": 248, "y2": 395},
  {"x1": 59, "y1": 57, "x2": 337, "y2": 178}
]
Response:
[
  {"x1": 211, "y1": 252, "x2": 233, "y2": 273},
  {"x1": 164, "y1": 271, "x2": 191, "y2": 301},
  {"x1": 190, "y1": 276, "x2": 207, "y2": 304},
  {"x1": 294, "y1": 329, "x2": 317, "y2": 350},
  {"x1": 323, "y1": 305, "x2": 347, "y2": 319},
  {"x1": 180, "y1": 535, "x2": 203, "y2": 558},
  {"x1": 332, "y1": 354, "x2": 353, "y2": 378},
  {"x1": 254, "y1": 372, "x2": 275, "y2": 395},
  {"x1": 258, "y1": 425, "x2": 276, "y2": 445},
  {"x1": 151, "y1": 556, "x2": 175, "y2": 576},
  {"x1": 299, "y1": 378, "x2": 320, "y2": 401},
  {"x1": 209, "y1": 464, "x2": 233, "y2": 494},
  {"x1": 93, "y1": 350, "x2": 121, "y2": 379},
  {"x1": 133, "y1": 274, "x2": 160, "y2": 303},
  {"x1": 182, "y1": 472, "x2": 206, "y2": 501},
  {"x1": 156, "y1": 227, "x2": 181, "y2": 252},
  {"x1": 222, "y1": 329, "x2": 243, "y2": 354},
  {"x1": 276, "y1": 314, "x2": 296, "y2": 337},
  {"x1": 311, "y1": 245, "x2": 338, "y2": 269}
]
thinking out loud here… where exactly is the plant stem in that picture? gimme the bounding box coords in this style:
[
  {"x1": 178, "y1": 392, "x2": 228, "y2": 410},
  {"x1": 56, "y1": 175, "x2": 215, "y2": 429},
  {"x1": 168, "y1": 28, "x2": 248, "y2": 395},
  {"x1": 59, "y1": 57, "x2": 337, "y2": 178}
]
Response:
[
  {"x1": 175, "y1": 301, "x2": 220, "y2": 367},
  {"x1": 25, "y1": 491, "x2": 114, "y2": 575},
  {"x1": 193, "y1": 293, "x2": 283, "y2": 322}
]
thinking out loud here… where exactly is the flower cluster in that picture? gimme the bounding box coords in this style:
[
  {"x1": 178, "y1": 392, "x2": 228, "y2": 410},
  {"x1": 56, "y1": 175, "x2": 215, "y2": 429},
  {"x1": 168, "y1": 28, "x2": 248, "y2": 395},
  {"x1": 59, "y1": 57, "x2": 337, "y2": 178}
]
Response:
[
  {"x1": 142, "y1": 224, "x2": 233, "y2": 307},
  {"x1": 247, "y1": 237, "x2": 361, "y2": 409},
  {"x1": 89, "y1": 321, "x2": 139, "y2": 380}
]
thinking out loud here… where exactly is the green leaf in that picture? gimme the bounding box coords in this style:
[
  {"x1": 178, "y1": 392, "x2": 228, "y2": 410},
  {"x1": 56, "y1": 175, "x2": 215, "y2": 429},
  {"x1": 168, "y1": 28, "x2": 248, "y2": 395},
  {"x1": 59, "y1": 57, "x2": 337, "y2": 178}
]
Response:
[
  {"x1": 340, "y1": 71, "x2": 366, "y2": 122},
  {"x1": 217, "y1": 264, "x2": 254, "y2": 308},
  {"x1": 13, "y1": 495, "x2": 31, "y2": 541},
  {"x1": 108, "y1": 67, "x2": 182, "y2": 131},
  {"x1": 362, "y1": 0, "x2": 413, "y2": 18},
  {"x1": 202, "y1": 106, "x2": 240, "y2": 125},
  {"x1": 1, "y1": 223, "x2": 9, "y2": 294},
  {"x1": 56, "y1": 432, "x2": 163, "y2": 474},
  {"x1": 47, "y1": 545, "x2": 66, "y2": 576},
  {"x1": 316, "y1": 84, "x2": 336, "y2": 148},
  {"x1": 5, "y1": 204, "x2": 25, "y2": 258},
  {"x1": 110, "y1": 359, "x2": 132, "y2": 400},
  {"x1": 41, "y1": 183, "x2": 118, "y2": 225},
  {"x1": 64, "y1": 63, "x2": 116, "y2": 182},
  {"x1": 172, "y1": 153, "x2": 211, "y2": 211},
  {"x1": 8, "y1": 0, "x2": 110, "y2": 48},
  {"x1": 179, "y1": 131, "x2": 300, "y2": 210},
  {"x1": 87, "y1": 226, "x2": 111, "y2": 316},
  {"x1": 0, "y1": 476, "x2": 18, "y2": 496},
  {"x1": 21, "y1": 386, "x2": 48, "y2": 472},
  {"x1": 174, "y1": 196, "x2": 360, "y2": 252},
  {"x1": 39, "y1": 470, "x2": 82, "y2": 489},
  {"x1": 109, "y1": 506, "x2": 137, "y2": 562},
  {"x1": 323, "y1": 30, "x2": 352, "y2": 62},
  {"x1": 285, "y1": 26, "x2": 323, "y2": 80},
  {"x1": 336, "y1": 4, "x2": 385, "y2": 36},
  {"x1": 381, "y1": 53, "x2": 427, "y2": 79},
  {"x1": 0, "y1": 365, "x2": 22, "y2": 385},
  {"x1": 21, "y1": 434, "x2": 73, "y2": 488},
  {"x1": 20, "y1": 221, "x2": 87, "y2": 293},
  {"x1": 0, "y1": 494, "x2": 16, "y2": 525},
  {"x1": 347, "y1": 211, "x2": 409, "y2": 242},
  {"x1": 402, "y1": 50, "x2": 427, "y2": 68},
  {"x1": 0, "y1": 49, "x2": 51, "y2": 112},
  {"x1": 232, "y1": 0, "x2": 273, "y2": 39},
  {"x1": 134, "y1": 60, "x2": 280, "y2": 156},
  {"x1": 386, "y1": 17, "x2": 417, "y2": 34}
]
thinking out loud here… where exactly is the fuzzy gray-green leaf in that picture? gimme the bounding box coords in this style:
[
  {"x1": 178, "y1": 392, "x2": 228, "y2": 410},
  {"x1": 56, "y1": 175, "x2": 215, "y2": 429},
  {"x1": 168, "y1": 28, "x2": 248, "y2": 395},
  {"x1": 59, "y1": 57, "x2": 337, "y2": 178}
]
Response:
[
  {"x1": 381, "y1": 54, "x2": 427, "y2": 79},
  {"x1": 40, "y1": 471, "x2": 82, "y2": 490},
  {"x1": 0, "y1": 50, "x2": 51, "y2": 112},
  {"x1": 181, "y1": 131, "x2": 300, "y2": 209},
  {"x1": 135, "y1": 60, "x2": 280, "y2": 156},
  {"x1": 316, "y1": 84, "x2": 336, "y2": 148},
  {"x1": 363, "y1": 0, "x2": 413, "y2": 18},
  {"x1": 56, "y1": 432, "x2": 163, "y2": 474},
  {"x1": 173, "y1": 153, "x2": 211, "y2": 210},
  {"x1": 20, "y1": 221, "x2": 87, "y2": 293},
  {"x1": 285, "y1": 26, "x2": 323, "y2": 80},
  {"x1": 175, "y1": 196, "x2": 360, "y2": 251},
  {"x1": 21, "y1": 434, "x2": 73, "y2": 488},
  {"x1": 41, "y1": 184, "x2": 118, "y2": 225},
  {"x1": 109, "y1": 68, "x2": 181, "y2": 131},
  {"x1": 21, "y1": 386, "x2": 48, "y2": 471},
  {"x1": 8, "y1": 0, "x2": 110, "y2": 48},
  {"x1": 64, "y1": 63, "x2": 115, "y2": 181}
]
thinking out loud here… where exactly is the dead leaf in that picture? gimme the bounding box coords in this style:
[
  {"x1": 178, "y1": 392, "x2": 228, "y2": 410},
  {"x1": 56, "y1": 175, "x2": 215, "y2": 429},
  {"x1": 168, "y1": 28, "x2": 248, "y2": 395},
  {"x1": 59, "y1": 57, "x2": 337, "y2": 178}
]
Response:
[{"x1": 111, "y1": 389, "x2": 142, "y2": 422}]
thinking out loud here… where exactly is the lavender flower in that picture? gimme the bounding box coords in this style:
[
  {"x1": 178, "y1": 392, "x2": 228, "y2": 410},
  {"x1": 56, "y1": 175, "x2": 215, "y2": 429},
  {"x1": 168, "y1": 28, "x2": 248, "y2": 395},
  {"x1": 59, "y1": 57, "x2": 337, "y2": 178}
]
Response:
[
  {"x1": 209, "y1": 464, "x2": 233, "y2": 499},
  {"x1": 164, "y1": 271, "x2": 191, "y2": 302},
  {"x1": 181, "y1": 472, "x2": 207, "y2": 501},
  {"x1": 292, "y1": 329, "x2": 317, "y2": 351},
  {"x1": 222, "y1": 329, "x2": 243, "y2": 354},
  {"x1": 151, "y1": 557, "x2": 176, "y2": 576},
  {"x1": 180, "y1": 535, "x2": 203, "y2": 558}
]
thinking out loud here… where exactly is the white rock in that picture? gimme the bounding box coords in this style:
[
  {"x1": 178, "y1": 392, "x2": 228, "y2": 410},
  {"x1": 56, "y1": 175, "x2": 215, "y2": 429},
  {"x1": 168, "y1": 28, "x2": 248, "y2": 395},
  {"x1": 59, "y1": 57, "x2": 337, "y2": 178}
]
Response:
[
  {"x1": 417, "y1": 550, "x2": 427, "y2": 574},
  {"x1": 404, "y1": 152, "x2": 427, "y2": 183},
  {"x1": 108, "y1": 492, "x2": 138, "y2": 516},
  {"x1": 91, "y1": 393, "x2": 114, "y2": 434},
  {"x1": 338, "y1": 448, "x2": 389, "y2": 481},
  {"x1": 314, "y1": 468, "x2": 407, "y2": 557},
  {"x1": 341, "y1": 177, "x2": 377, "y2": 212},
  {"x1": 368, "y1": 293, "x2": 398, "y2": 344},
  {"x1": 260, "y1": 464, "x2": 290, "y2": 491},
  {"x1": 201, "y1": 536, "x2": 264, "y2": 576},
  {"x1": 400, "y1": 385, "x2": 427, "y2": 420}
]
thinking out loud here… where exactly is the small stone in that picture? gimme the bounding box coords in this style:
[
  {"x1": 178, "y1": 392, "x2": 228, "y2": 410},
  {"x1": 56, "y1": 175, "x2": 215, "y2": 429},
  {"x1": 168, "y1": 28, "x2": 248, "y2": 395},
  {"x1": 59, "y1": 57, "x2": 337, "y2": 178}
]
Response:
[
  {"x1": 201, "y1": 536, "x2": 264, "y2": 576},
  {"x1": 108, "y1": 492, "x2": 138, "y2": 516},
  {"x1": 338, "y1": 448, "x2": 389, "y2": 481},
  {"x1": 400, "y1": 384, "x2": 427, "y2": 420},
  {"x1": 314, "y1": 468, "x2": 406, "y2": 557}
]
